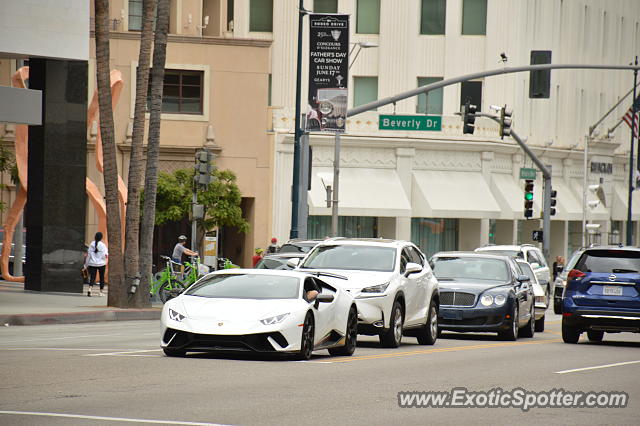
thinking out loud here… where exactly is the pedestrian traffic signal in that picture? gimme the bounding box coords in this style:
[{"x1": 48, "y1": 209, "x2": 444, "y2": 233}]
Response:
[
  {"x1": 195, "y1": 149, "x2": 215, "y2": 186},
  {"x1": 462, "y1": 102, "x2": 477, "y2": 134},
  {"x1": 524, "y1": 179, "x2": 534, "y2": 219},
  {"x1": 499, "y1": 105, "x2": 512, "y2": 139},
  {"x1": 550, "y1": 188, "x2": 557, "y2": 216}
]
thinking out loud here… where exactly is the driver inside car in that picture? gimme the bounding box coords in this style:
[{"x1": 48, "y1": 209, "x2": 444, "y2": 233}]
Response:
[{"x1": 303, "y1": 278, "x2": 321, "y2": 302}]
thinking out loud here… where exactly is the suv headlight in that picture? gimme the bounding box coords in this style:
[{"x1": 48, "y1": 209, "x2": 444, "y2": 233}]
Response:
[
  {"x1": 260, "y1": 313, "x2": 290, "y2": 325},
  {"x1": 168, "y1": 308, "x2": 186, "y2": 322},
  {"x1": 361, "y1": 282, "x2": 390, "y2": 294}
]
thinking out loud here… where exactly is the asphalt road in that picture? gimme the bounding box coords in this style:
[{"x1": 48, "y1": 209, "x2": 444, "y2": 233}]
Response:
[{"x1": 1, "y1": 311, "x2": 639, "y2": 425}]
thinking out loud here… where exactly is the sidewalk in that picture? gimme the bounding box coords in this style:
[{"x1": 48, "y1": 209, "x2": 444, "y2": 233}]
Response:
[{"x1": 0, "y1": 280, "x2": 162, "y2": 326}]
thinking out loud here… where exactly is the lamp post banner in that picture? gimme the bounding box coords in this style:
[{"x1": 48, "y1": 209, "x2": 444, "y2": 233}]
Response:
[{"x1": 307, "y1": 14, "x2": 349, "y2": 133}]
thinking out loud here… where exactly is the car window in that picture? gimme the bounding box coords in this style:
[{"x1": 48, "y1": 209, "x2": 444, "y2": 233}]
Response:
[
  {"x1": 408, "y1": 246, "x2": 424, "y2": 266},
  {"x1": 431, "y1": 256, "x2": 509, "y2": 282},
  {"x1": 516, "y1": 262, "x2": 536, "y2": 281},
  {"x1": 185, "y1": 274, "x2": 300, "y2": 299},
  {"x1": 279, "y1": 244, "x2": 307, "y2": 253},
  {"x1": 528, "y1": 250, "x2": 544, "y2": 267},
  {"x1": 301, "y1": 245, "x2": 396, "y2": 272},
  {"x1": 255, "y1": 257, "x2": 289, "y2": 270},
  {"x1": 400, "y1": 248, "x2": 412, "y2": 274},
  {"x1": 575, "y1": 249, "x2": 640, "y2": 273}
]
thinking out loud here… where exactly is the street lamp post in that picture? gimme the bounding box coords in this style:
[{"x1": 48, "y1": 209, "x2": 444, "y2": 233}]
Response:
[{"x1": 627, "y1": 56, "x2": 638, "y2": 246}]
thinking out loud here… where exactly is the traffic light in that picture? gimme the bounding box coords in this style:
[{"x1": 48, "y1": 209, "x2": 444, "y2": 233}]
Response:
[
  {"x1": 195, "y1": 149, "x2": 214, "y2": 186},
  {"x1": 462, "y1": 102, "x2": 477, "y2": 134},
  {"x1": 524, "y1": 179, "x2": 534, "y2": 219},
  {"x1": 499, "y1": 105, "x2": 512, "y2": 139},
  {"x1": 550, "y1": 188, "x2": 557, "y2": 216}
]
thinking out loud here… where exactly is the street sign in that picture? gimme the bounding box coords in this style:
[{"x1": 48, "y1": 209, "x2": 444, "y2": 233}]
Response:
[
  {"x1": 532, "y1": 230, "x2": 543, "y2": 242},
  {"x1": 379, "y1": 114, "x2": 442, "y2": 131},
  {"x1": 519, "y1": 167, "x2": 537, "y2": 180}
]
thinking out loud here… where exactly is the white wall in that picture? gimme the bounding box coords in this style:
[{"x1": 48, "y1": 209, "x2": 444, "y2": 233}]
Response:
[{"x1": 0, "y1": 0, "x2": 89, "y2": 61}]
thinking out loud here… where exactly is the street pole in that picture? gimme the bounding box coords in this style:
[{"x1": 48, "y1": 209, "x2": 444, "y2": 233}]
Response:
[
  {"x1": 331, "y1": 132, "x2": 340, "y2": 237},
  {"x1": 290, "y1": 0, "x2": 305, "y2": 239},
  {"x1": 477, "y1": 112, "x2": 552, "y2": 262},
  {"x1": 627, "y1": 56, "x2": 638, "y2": 246},
  {"x1": 192, "y1": 177, "x2": 197, "y2": 253},
  {"x1": 582, "y1": 134, "x2": 588, "y2": 248}
]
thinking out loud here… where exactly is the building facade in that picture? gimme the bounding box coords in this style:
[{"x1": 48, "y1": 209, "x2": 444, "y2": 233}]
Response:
[{"x1": 254, "y1": 0, "x2": 640, "y2": 260}]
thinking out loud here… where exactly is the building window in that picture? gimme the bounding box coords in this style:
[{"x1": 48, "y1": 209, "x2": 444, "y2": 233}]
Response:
[
  {"x1": 249, "y1": 0, "x2": 273, "y2": 32},
  {"x1": 461, "y1": 0, "x2": 487, "y2": 35},
  {"x1": 353, "y1": 76, "x2": 378, "y2": 108},
  {"x1": 128, "y1": 0, "x2": 143, "y2": 31},
  {"x1": 148, "y1": 69, "x2": 204, "y2": 114},
  {"x1": 460, "y1": 80, "x2": 482, "y2": 112},
  {"x1": 308, "y1": 216, "x2": 378, "y2": 238},
  {"x1": 227, "y1": 0, "x2": 234, "y2": 31},
  {"x1": 314, "y1": 0, "x2": 338, "y2": 13},
  {"x1": 420, "y1": 0, "x2": 446, "y2": 35},
  {"x1": 356, "y1": 0, "x2": 380, "y2": 34},
  {"x1": 268, "y1": 74, "x2": 272, "y2": 106},
  {"x1": 411, "y1": 218, "x2": 458, "y2": 259},
  {"x1": 417, "y1": 77, "x2": 443, "y2": 114}
]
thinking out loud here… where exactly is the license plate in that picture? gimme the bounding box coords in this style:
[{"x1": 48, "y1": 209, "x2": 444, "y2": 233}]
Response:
[
  {"x1": 441, "y1": 310, "x2": 462, "y2": 320},
  {"x1": 603, "y1": 285, "x2": 623, "y2": 296}
]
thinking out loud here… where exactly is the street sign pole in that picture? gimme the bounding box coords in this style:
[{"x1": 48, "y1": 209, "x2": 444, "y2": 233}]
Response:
[{"x1": 331, "y1": 132, "x2": 340, "y2": 237}]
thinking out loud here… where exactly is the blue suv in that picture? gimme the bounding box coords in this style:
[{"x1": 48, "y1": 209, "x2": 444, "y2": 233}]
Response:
[{"x1": 562, "y1": 246, "x2": 640, "y2": 343}]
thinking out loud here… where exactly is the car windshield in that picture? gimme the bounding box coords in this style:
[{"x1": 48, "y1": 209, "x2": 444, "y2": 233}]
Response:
[
  {"x1": 184, "y1": 274, "x2": 300, "y2": 299},
  {"x1": 575, "y1": 250, "x2": 640, "y2": 273},
  {"x1": 432, "y1": 257, "x2": 510, "y2": 282},
  {"x1": 255, "y1": 257, "x2": 290, "y2": 270},
  {"x1": 479, "y1": 249, "x2": 523, "y2": 259},
  {"x1": 279, "y1": 243, "x2": 315, "y2": 253},
  {"x1": 301, "y1": 245, "x2": 396, "y2": 272}
]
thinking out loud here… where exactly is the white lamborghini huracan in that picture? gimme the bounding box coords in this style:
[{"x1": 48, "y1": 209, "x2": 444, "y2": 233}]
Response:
[{"x1": 160, "y1": 269, "x2": 358, "y2": 360}]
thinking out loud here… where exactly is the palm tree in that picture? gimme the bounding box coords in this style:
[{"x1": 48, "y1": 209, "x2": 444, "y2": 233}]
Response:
[
  {"x1": 140, "y1": 0, "x2": 170, "y2": 296},
  {"x1": 94, "y1": 0, "x2": 125, "y2": 307},
  {"x1": 125, "y1": 0, "x2": 157, "y2": 308}
]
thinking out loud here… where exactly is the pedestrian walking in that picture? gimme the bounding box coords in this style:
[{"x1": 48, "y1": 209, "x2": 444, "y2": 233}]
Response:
[{"x1": 86, "y1": 232, "x2": 108, "y2": 297}]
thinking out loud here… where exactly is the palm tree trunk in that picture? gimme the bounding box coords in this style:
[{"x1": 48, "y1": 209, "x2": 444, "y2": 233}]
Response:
[
  {"x1": 140, "y1": 0, "x2": 170, "y2": 296},
  {"x1": 125, "y1": 0, "x2": 156, "y2": 308},
  {"x1": 94, "y1": 0, "x2": 125, "y2": 307}
]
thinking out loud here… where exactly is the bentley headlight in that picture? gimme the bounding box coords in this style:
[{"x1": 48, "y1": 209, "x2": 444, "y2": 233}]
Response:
[
  {"x1": 361, "y1": 282, "x2": 390, "y2": 293},
  {"x1": 319, "y1": 100, "x2": 334, "y2": 115},
  {"x1": 260, "y1": 313, "x2": 290, "y2": 325},
  {"x1": 480, "y1": 294, "x2": 494, "y2": 306},
  {"x1": 168, "y1": 308, "x2": 186, "y2": 322},
  {"x1": 494, "y1": 294, "x2": 507, "y2": 306}
]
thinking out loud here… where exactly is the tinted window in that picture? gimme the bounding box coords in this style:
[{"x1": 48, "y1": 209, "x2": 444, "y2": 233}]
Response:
[
  {"x1": 301, "y1": 245, "x2": 396, "y2": 272},
  {"x1": 279, "y1": 243, "x2": 314, "y2": 253},
  {"x1": 185, "y1": 274, "x2": 299, "y2": 299},
  {"x1": 432, "y1": 257, "x2": 509, "y2": 282},
  {"x1": 400, "y1": 248, "x2": 412, "y2": 274},
  {"x1": 575, "y1": 250, "x2": 640, "y2": 273},
  {"x1": 408, "y1": 246, "x2": 424, "y2": 265},
  {"x1": 255, "y1": 258, "x2": 290, "y2": 270}
]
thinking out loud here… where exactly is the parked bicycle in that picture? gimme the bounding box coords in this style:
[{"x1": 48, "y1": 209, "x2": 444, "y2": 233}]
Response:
[{"x1": 150, "y1": 256, "x2": 187, "y2": 303}]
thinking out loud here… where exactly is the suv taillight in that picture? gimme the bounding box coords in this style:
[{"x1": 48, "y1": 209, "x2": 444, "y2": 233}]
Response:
[{"x1": 567, "y1": 269, "x2": 586, "y2": 280}]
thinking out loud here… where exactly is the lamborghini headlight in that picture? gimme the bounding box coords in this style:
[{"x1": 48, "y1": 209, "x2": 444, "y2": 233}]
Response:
[
  {"x1": 260, "y1": 313, "x2": 290, "y2": 325},
  {"x1": 361, "y1": 282, "x2": 390, "y2": 293},
  {"x1": 480, "y1": 294, "x2": 494, "y2": 306},
  {"x1": 168, "y1": 308, "x2": 186, "y2": 322}
]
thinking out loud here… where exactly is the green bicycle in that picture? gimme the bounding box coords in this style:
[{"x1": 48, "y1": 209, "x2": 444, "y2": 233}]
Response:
[{"x1": 150, "y1": 256, "x2": 187, "y2": 303}]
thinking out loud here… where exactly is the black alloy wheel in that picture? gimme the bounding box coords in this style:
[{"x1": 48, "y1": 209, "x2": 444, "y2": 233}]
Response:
[
  {"x1": 297, "y1": 312, "x2": 315, "y2": 360},
  {"x1": 329, "y1": 306, "x2": 358, "y2": 356}
]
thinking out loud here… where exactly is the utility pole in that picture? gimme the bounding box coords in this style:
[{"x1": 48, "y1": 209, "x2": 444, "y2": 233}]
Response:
[
  {"x1": 290, "y1": 1, "x2": 305, "y2": 239},
  {"x1": 627, "y1": 56, "x2": 638, "y2": 246}
]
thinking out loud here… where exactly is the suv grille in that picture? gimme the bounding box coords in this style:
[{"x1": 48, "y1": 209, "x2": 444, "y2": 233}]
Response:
[{"x1": 441, "y1": 291, "x2": 476, "y2": 307}]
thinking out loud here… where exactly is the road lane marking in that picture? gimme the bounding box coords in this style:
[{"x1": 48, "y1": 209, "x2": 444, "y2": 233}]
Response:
[
  {"x1": 0, "y1": 411, "x2": 226, "y2": 425},
  {"x1": 556, "y1": 360, "x2": 640, "y2": 374},
  {"x1": 328, "y1": 338, "x2": 562, "y2": 363}
]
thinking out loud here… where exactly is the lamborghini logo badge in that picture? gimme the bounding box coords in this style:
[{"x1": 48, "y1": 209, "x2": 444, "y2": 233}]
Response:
[{"x1": 218, "y1": 322, "x2": 224, "y2": 326}]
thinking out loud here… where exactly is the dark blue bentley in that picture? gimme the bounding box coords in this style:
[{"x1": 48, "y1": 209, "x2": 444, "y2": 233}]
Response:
[
  {"x1": 562, "y1": 246, "x2": 640, "y2": 343},
  {"x1": 430, "y1": 252, "x2": 535, "y2": 340}
]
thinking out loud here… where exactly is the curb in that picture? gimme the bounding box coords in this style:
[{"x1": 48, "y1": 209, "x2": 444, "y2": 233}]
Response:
[{"x1": 0, "y1": 308, "x2": 162, "y2": 326}]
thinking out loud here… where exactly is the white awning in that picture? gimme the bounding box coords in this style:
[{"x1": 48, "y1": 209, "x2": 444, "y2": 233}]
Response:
[
  {"x1": 551, "y1": 179, "x2": 583, "y2": 221},
  {"x1": 489, "y1": 173, "x2": 523, "y2": 220},
  {"x1": 612, "y1": 181, "x2": 640, "y2": 221},
  {"x1": 412, "y1": 171, "x2": 501, "y2": 219},
  {"x1": 308, "y1": 167, "x2": 411, "y2": 217}
]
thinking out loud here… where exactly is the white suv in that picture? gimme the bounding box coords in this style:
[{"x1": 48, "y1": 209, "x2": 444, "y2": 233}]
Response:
[
  {"x1": 475, "y1": 245, "x2": 551, "y2": 296},
  {"x1": 297, "y1": 239, "x2": 439, "y2": 348}
]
